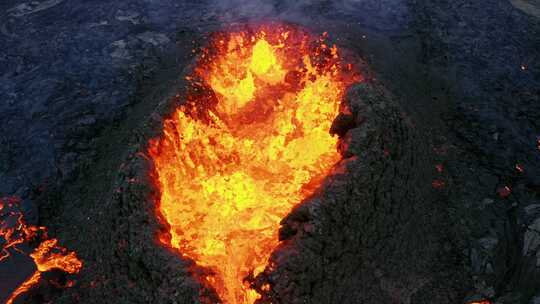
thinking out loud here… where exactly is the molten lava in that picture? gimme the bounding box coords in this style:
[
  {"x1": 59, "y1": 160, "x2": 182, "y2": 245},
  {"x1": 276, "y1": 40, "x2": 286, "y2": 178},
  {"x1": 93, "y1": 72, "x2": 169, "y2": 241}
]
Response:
[
  {"x1": 0, "y1": 197, "x2": 82, "y2": 304},
  {"x1": 149, "y1": 25, "x2": 358, "y2": 303}
]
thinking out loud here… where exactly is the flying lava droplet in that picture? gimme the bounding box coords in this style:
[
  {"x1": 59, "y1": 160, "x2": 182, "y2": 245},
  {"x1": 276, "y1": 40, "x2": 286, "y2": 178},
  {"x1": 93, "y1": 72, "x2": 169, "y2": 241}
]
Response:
[{"x1": 497, "y1": 186, "x2": 512, "y2": 198}]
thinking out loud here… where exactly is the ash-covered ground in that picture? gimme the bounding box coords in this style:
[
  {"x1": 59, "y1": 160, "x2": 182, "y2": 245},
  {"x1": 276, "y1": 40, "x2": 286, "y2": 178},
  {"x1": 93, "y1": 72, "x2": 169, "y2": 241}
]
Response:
[{"x1": 1, "y1": 0, "x2": 539, "y2": 303}]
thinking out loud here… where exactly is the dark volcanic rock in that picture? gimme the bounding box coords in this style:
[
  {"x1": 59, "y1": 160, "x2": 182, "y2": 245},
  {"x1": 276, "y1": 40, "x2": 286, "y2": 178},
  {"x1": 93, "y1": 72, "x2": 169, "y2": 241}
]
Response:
[
  {"x1": 329, "y1": 112, "x2": 356, "y2": 138},
  {"x1": 409, "y1": 0, "x2": 540, "y2": 301}
]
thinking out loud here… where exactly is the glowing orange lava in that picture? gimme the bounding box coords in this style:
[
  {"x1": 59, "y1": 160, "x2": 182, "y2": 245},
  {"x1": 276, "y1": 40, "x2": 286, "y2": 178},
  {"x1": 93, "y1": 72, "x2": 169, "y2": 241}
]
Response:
[
  {"x1": 1, "y1": 197, "x2": 82, "y2": 304},
  {"x1": 149, "y1": 25, "x2": 358, "y2": 303}
]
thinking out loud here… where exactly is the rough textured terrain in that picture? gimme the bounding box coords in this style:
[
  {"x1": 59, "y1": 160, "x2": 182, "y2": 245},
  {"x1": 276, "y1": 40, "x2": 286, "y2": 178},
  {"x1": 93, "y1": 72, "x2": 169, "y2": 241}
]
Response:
[{"x1": 1, "y1": 0, "x2": 539, "y2": 303}]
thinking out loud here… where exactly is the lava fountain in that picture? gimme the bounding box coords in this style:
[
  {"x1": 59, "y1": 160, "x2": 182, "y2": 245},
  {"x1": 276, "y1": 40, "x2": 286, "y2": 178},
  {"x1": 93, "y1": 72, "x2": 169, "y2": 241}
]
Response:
[{"x1": 149, "y1": 25, "x2": 359, "y2": 303}]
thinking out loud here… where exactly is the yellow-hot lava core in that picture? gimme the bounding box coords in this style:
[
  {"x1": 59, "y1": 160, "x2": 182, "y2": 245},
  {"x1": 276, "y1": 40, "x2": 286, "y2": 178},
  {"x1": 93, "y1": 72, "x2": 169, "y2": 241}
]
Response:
[{"x1": 149, "y1": 25, "x2": 358, "y2": 304}]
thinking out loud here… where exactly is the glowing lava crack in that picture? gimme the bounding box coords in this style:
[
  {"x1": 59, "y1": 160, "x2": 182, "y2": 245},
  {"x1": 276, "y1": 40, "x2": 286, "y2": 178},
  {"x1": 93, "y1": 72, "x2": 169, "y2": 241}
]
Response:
[
  {"x1": 1, "y1": 196, "x2": 83, "y2": 304},
  {"x1": 149, "y1": 25, "x2": 358, "y2": 304}
]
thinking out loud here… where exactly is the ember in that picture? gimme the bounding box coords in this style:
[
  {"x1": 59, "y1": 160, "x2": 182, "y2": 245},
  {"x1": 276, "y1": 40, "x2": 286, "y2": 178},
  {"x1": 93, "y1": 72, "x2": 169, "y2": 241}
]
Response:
[
  {"x1": 149, "y1": 25, "x2": 358, "y2": 303},
  {"x1": 432, "y1": 179, "x2": 445, "y2": 189},
  {"x1": 497, "y1": 186, "x2": 512, "y2": 198},
  {"x1": 469, "y1": 300, "x2": 491, "y2": 304},
  {"x1": 0, "y1": 197, "x2": 82, "y2": 304}
]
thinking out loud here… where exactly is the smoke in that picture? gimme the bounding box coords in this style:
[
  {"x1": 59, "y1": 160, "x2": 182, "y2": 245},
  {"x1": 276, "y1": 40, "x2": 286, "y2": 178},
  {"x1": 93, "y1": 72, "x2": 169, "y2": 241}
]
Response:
[
  {"x1": 211, "y1": 0, "x2": 277, "y2": 21},
  {"x1": 206, "y1": 0, "x2": 336, "y2": 24},
  {"x1": 206, "y1": 0, "x2": 408, "y2": 32}
]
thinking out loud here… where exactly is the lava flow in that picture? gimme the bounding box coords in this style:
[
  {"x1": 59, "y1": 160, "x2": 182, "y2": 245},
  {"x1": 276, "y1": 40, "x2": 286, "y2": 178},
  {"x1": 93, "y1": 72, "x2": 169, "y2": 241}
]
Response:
[
  {"x1": 0, "y1": 196, "x2": 82, "y2": 304},
  {"x1": 149, "y1": 25, "x2": 358, "y2": 303}
]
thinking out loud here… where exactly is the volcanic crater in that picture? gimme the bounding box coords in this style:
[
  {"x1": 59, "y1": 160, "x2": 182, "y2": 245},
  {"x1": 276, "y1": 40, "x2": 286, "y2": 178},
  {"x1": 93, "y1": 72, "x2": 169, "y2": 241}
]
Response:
[{"x1": 103, "y1": 23, "x2": 469, "y2": 304}]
